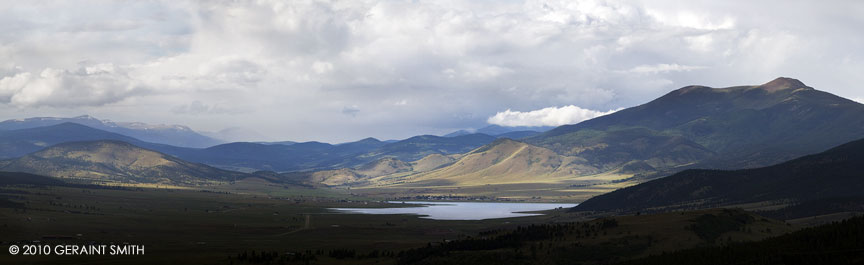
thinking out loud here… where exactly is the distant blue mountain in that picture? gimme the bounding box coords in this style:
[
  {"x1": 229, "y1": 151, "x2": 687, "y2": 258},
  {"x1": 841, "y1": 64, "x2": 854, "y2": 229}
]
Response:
[
  {"x1": 175, "y1": 134, "x2": 495, "y2": 172},
  {"x1": 494, "y1": 130, "x2": 542, "y2": 139},
  {"x1": 364, "y1": 134, "x2": 496, "y2": 162},
  {"x1": 0, "y1": 115, "x2": 223, "y2": 148},
  {"x1": 254, "y1": 141, "x2": 297, "y2": 146},
  {"x1": 0, "y1": 123, "x2": 497, "y2": 172},
  {"x1": 443, "y1": 125, "x2": 553, "y2": 138},
  {"x1": 0, "y1": 123, "x2": 143, "y2": 159}
]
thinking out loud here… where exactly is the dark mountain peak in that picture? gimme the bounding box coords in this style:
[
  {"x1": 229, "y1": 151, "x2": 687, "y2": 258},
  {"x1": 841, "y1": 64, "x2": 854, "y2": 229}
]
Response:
[
  {"x1": 671, "y1": 77, "x2": 810, "y2": 96},
  {"x1": 71, "y1": 114, "x2": 100, "y2": 120},
  {"x1": 757, "y1": 77, "x2": 810, "y2": 92},
  {"x1": 51, "y1": 122, "x2": 96, "y2": 129},
  {"x1": 443, "y1": 130, "x2": 472, "y2": 137},
  {"x1": 295, "y1": 141, "x2": 332, "y2": 146},
  {"x1": 13, "y1": 122, "x2": 138, "y2": 141},
  {"x1": 357, "y1": 137, "x2": 381, "y2": 143},
  {"x1": 406, "y1": 135, "x2": 436, "y2": 140},
  {"x1": 675, "y1": 85, "x2": 713, "y2": 95}
]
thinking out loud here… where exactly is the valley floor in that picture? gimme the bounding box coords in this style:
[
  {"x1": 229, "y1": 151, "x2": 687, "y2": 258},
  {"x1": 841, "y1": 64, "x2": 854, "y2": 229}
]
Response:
[
  {"x1": 2, "y1": 180, "x2": 843, "y2": 265},
  {"x1": 0, "y1": 182, "x2": 567, "y2": 264}
]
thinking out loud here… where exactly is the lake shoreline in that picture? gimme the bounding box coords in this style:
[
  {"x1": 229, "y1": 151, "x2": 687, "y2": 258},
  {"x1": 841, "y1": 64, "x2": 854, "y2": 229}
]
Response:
[{"x1": 330, "y1": 201, "x2": 579, "y2": 220}]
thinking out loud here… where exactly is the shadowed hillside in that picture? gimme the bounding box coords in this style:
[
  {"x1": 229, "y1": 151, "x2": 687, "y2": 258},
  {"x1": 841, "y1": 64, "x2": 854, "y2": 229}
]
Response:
[{"x1": 576, "y1": 137, "x2": 864, "y2": 213}]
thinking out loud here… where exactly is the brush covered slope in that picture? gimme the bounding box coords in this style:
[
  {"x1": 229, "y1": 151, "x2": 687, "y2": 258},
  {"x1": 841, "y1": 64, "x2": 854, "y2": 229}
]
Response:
[
  {"x1": 400, "y1": 138, "x2": 601, "y2": 186},
  {"x1": 0, "y1": 140, "x2": 248, "y2": 185},
  {"x1": 306, "y1": 158, "x2": 413, "y2": 186},
  {"x1": 527, "y1": 77, "x2": 864, "y2": 170},
  {"x1": 302, "y1": 154, "x2": 459, "y2": 186},
  {"x1": 575, "y1": 137, "x2": 864, "y2": 212},
  {"x1": 308, "y1": 139, "x2": 602, "y2": 188},
  {"x1": 337, "y1": 136, "x2": 712, "y2": 199}
]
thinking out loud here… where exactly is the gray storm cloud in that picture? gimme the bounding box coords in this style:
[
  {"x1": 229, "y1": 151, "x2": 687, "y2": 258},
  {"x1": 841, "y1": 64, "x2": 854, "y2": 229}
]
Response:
[{"x1": 0, "y1": 0, "x2": 862, "y2": 142}]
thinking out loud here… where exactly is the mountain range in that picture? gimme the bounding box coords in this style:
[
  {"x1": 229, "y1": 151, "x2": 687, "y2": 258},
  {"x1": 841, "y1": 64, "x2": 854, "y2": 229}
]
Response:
[
  {"x1": 316, "y1": 78, "x2": 864, "y2": 197},
  {"x1": 0, "y1": 122, "x2": 498, "y2": 173},
  {"x1": 1, "y1": 77, "x2": 863, "y2": 201},
  {"x1": 0, "y1": 115, "x2": 223, "y2": 148}
]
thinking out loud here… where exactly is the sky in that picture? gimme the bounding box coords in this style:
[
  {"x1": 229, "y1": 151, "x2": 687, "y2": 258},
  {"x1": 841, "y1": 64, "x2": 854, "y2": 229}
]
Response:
[{"x1": 1, "y1": 0, "x2": 863, "y2": 143}]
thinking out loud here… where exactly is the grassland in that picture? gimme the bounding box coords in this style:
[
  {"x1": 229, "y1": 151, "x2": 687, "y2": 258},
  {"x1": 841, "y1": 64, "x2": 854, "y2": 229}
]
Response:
[{"x1": 347, "y1": 170, "x2": 641, "y2": 202}]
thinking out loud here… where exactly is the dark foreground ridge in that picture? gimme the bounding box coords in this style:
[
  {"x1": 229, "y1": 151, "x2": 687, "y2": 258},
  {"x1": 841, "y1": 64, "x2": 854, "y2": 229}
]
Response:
[{"x1": 575, "y1": 137, "x2": 864, "y2": 213}]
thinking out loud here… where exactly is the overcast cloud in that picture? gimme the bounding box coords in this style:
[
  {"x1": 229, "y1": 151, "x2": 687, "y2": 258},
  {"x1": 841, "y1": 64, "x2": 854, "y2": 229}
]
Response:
[{"x1": 0, "y1": 0, "x2": 862, "y2": 142}]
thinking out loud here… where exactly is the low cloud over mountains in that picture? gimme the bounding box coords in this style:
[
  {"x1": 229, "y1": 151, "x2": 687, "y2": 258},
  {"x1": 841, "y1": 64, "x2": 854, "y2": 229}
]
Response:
[{"x1": 487, "y1": 105, "x2": 620, "y2": 127}]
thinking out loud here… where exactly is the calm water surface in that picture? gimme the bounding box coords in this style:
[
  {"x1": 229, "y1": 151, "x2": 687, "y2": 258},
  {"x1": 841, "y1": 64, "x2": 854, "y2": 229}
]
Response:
[{"x1": 330, "y1": 201, "x2": 578, "y2": 220}]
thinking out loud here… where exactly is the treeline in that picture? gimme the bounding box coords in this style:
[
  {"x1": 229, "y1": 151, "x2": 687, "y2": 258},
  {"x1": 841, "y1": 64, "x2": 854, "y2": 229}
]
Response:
[
  {"x1": 398, "y1": 219, "x2": 620, "y2": 264},
  {"x1": 392, "y1": 195, "x2": 496, "y2": 201},
  {"x1": 760, "y1": 197, "x2": 864, "y2": 220},
  {"x1": 230, "y1": 250, "x2": 315, "y2": 265},
  {"x1": 227, "y1": 219, "x2": 623, "y2": 264},
  {"x1": 229, "y1": 248, "x2": 401, "y2": 264},
  {"x1": 619, "y1": 216, "x2": 864, "y2": 265}
]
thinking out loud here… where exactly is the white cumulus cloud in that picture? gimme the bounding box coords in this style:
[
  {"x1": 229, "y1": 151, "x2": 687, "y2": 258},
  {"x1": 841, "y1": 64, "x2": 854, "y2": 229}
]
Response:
[
  {"x1": 0, "y1": 63, "x2": 145, "y2": 108},
  {"x1": 487, "y1": 105, "x2": 621, "y2": 127}
]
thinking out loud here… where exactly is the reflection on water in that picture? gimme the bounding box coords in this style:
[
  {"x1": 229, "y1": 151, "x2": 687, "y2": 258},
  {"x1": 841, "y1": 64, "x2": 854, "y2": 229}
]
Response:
[{"x1": 330, "y1": 201, "x2": 578, "y2": 220}]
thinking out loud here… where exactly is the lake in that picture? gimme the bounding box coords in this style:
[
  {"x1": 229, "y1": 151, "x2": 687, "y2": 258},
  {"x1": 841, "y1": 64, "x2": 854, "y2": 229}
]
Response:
[{"x1": 329, "y1": 201, "x2": 578, "y2": 220}]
